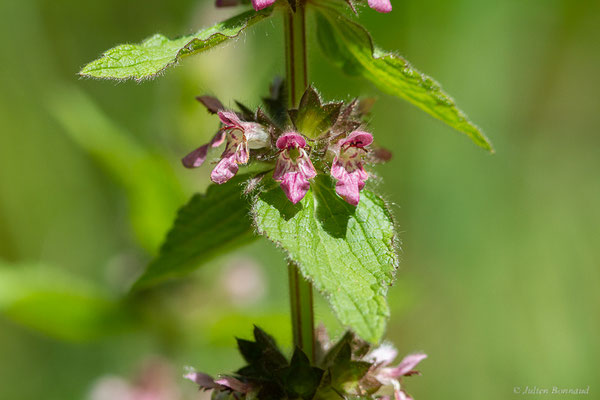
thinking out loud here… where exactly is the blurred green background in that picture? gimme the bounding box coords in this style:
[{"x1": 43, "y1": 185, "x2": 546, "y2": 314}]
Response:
[{"x1": 1, "y1": 0, "x2": 599, "y2": 399}]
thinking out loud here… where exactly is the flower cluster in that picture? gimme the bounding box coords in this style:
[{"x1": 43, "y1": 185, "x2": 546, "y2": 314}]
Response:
[
  {"x1": 185, "y1": 326, "x2": 425, "y2": 400},
  {"x1": 216, "y1": 0, "x2": 392, "y2": 14},
  {"x1": 183, "y1": 88, "x2": 386, "y2": 206}
]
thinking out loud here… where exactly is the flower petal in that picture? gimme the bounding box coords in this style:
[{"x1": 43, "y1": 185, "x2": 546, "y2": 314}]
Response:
[
  {"x1": 330, "y1": 157, "x2": 346, "y2": 180},
  {"x1": 341, "y1": 130, "x2": 374, "y2": 148},
  {"x1": 211, "y1": 153, "x2": 239, "y2": 184},
  {"x1": 389, "y1": 353, "x2": 427, "y2": 377},
  {"x1": 335, "y1": 175, "x2": 362, "y2": 206},
  {"x1": 211, "y1": 130, "x2": 226, "y2": 148},
  {"x1": 245, "y1": 123, "x2": 270, "y2": 149},
  {"x1": 368, "y1": 0, "x2": 392, "y2": 13},
  {"x1": 331, "y1": 159, "x2": 368, "y2": 206},
  {"x1": 280, "y1": 172, "x2": 311, "y2": 204},
  {"x1": 182, "y1": 144, "x2": 209, "y2": 168},
  {"x1": 214, "y1": 376, "x2": 250, "y2": 393},
  {"x1": 367, "y1": 342, "x2": 399, "y2": 366},
  {"x1": 273, "y1": 155, "x2": 292, "y2": 181},
  {"x1": 298, "y1": 152, "x2": 317, "y2": 179},
  {"x1": 276, "y1": 132, "x2": 306, "y2": 150},
  {"x1": 218, "y1": 111, "x2": 243, "y2": 130},
  {"x1": 251, "y1": 0, "x2": 276, "y2": 11},
  {"x1": 196, "y1": 95, "x2": 225, "y2": 113},
  {"x1": 183, "y1": 368, "x2": 220, "y2": 390}
]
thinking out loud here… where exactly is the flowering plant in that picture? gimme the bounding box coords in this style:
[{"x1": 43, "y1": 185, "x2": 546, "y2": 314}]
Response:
[{"x1": 80, "y1": 0, "x2": 492, "y2": 398}]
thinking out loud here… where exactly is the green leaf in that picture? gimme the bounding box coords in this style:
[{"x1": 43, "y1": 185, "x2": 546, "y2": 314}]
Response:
[
  {"x1": 80, "y1": 9, "x2": 272, "y2": 81},
  {"x1": 252, "y1": 176, "x2": 398, "y2": 343},
  {"x1": 133, "y1": 175, "x2": 257, "y2": 290},
  {"x1": 315, "y1": 7, "x2": 494, "y2": 152},
  {"x1": 48, "y1": 87, "x2": 185, "y2": 251},
  {"x1": 0, "y1": 262, "x2": 133, "y2": 341}
]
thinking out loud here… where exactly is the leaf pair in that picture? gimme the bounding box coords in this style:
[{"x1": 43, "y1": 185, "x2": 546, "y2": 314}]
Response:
[{"x1": 80, "y1": 4, "x2": 493, "y2": 152}]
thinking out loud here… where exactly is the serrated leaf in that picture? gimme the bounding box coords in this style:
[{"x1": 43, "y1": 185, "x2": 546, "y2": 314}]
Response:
[
  {"x1": 315, "y1": 7, "x2": 493, "y2": 152},
  {"x1": 252, "y1": 175, "x2": 398, "y2": 343},
  {"x1": 133, "y1": 175, "x2": 257, "y2": 290},
  {"x1": 80, "y1": 9, "x2": 272, "y2": 81}
]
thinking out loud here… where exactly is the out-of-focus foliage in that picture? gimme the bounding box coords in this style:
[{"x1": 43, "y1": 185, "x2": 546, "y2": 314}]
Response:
[
  {"x1": 0, "y1": 0, "x2": 599, "y2": 400},
  {"x1": 49, "y1": 87, "x2": 185, "y2": 251},
  {"x1": 0, "y1": 262, "x2": 134, "y2": 341}
]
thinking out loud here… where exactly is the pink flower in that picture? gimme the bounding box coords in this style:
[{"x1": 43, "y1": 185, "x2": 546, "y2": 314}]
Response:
[
  {"x1": 251, "y1": 0, "x2": 276, "y2": 11},
  {"x1": 330, "y1": 130, "x2": 373, "y2": 206},
  {"x1": 366, "y1": 345, "x2": 427, "y2": 400},
  {"x1": 182, "y1": 111, "x2": 269, "y2": 184},
  {"x1": 368, "y1": 0, "x2": 392, "y2": 13},
  {"x1": 273, "y1": 132, "x2": 316, "y2": 204},
  {"x1": 184, "y1": 368, "x2": 252, "y2": 394}
]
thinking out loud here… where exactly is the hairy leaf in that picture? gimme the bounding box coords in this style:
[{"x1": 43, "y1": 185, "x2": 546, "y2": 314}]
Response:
[
  {"x1": 80, "y1": 9, "x2": 272, "y2": 81},
  {"x1": 133, "y1": 175, "x2": 257, "y2": 290},
  {"x1": 252, "y1": 176, "x2": 398, "y2": 342},
  {"x1": 315, "y1": 7, "x2": 493, "y2": 152}
]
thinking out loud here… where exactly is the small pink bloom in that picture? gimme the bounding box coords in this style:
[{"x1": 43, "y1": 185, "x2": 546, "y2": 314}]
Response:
[
  {"x1": 185, "y1": 368, "x2": 251, "y2": 394},
  {"x1": 386, "y1": 353, "x2": 428, "y2": 378},
  {"x1": 368, "y1": 0, "x2": 392, "y2": 13},
  {"x1": 182, "y1": 111, "x2": 269, "y2": 185},
  {"x1": 370, "y1": 350, "x2": 426, "y2": 400},
  {"x1": 252, "y1": 0, "x2": 276, "y2": 11},
  {"x1": 330, "y1": 130, "x2": 373, "y2": 206},
  {"x1": 273, "y1": 133, "x2": 316, "y2": 204}
]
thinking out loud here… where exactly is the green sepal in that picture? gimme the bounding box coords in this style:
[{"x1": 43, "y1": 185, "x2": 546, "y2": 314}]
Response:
[
  {"x1": 289, "y1": 86, "x2": 343, "y2": 140},
  {"x1": 283, "y1": 348, "x2": 326, "y2": 400}
]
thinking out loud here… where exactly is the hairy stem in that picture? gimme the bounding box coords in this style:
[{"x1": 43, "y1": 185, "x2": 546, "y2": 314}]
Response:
[
  {"x1": 284, "y1": 0, "x2": 314, "y2": 361},
  {"x1": 288, "y1": 262, "x2": 314, "y2": 360},
  {"x1": 284, "y1": 1, "x2": 308, "y2": 107}
]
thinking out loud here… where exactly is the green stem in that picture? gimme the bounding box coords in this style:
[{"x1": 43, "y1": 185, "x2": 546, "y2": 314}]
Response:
[
  {"x1": 288, "y1": 262, "x2": 314, "y2": 360},
  {"x1": 284, "y1": 1, "x2": 308, "y2": 107},
  {"x1": 284, "y1": 0, "x2": 314, "y2": 361}
]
